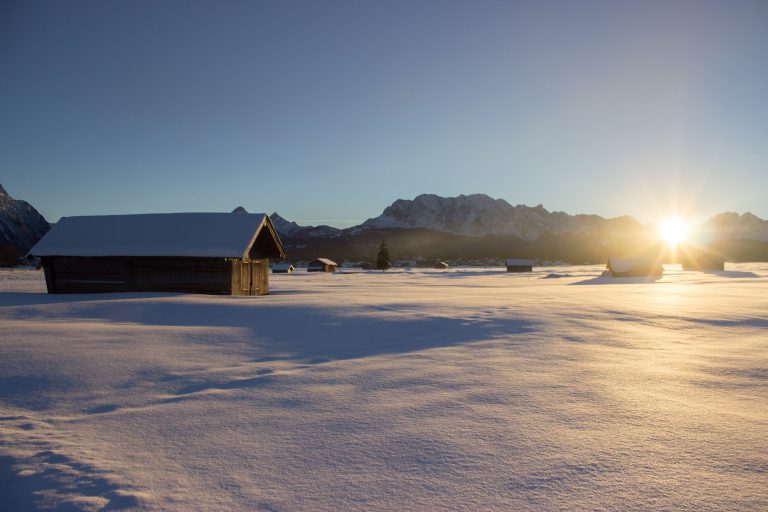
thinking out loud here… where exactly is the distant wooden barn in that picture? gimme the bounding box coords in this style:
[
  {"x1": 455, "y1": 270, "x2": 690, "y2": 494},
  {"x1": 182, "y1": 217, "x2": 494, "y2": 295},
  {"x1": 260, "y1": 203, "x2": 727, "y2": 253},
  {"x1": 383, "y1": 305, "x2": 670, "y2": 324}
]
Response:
[
  {"x1": 28, "y1": 213, "x2": 285, "y2": 295},
  {"x1": 434, "y1": 261, "x2": 449, "y2": 269},
  {"x1": 272, "y1": 263, "x2": 294, "y2": 274},
  {"x1": 680, "y1": 251, "x2": 725, "y2": 271},
  {"x1": 605, "y1": 258, "x2": 663, "y2": 277},
  {"x1": 506, "y1": 259, "x2": 534, "y2": 272},
  {"x1": 307, "y1": 258, "x2": 337, "y2": 272}
]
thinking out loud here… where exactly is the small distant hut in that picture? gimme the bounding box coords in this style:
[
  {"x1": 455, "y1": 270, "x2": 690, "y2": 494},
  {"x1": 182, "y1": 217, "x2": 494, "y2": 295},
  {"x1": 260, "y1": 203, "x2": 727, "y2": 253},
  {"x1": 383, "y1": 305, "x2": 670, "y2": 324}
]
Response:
[
  {"x1": 506, "y1": 259, "x2": 534, "y2": 273},
  {"x1": 360, "y1": 262, "x2": 375, "y2": 270},
  {"x1": 434, "y1": 261, "x2": 449, "y2": 269},
  {"x1": 28, "y1": 213, "x2": 285, "y2": 295},
  {"x1": 307, "y1": 258, "x2": 337, "y2": 272},
  {"x1": 605, "y1": 258, "x2": 663, "y2": 277},
  {"x1": 272, "y1": 263, "x2": 294, "y2": 274},
  {"x1": 680, "y1": 251, "x2": 725, "y2": 271}
]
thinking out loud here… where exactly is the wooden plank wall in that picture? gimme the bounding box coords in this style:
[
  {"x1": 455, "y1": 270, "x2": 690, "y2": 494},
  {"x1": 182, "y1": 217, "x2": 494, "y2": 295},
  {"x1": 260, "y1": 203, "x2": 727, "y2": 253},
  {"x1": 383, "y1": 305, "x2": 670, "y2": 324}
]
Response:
[
  {"x1": 44, "y1": 257, "x2": 130, "y2": 293},
  {"x1": 133, "y1": 257, "x2": 232, "y2": 294},
  {"x1": 231, "y1": 260, "x2": 243, "y2": 295},
  {"x1": 307, "y1": 263, "x2": 335, "y2": 272},
  {"x1": 255, "y1": 259, "x2": 269, "y2": 295},
  {"x1": 43, "y1": 256, "x2": 234, "y2": 294}
]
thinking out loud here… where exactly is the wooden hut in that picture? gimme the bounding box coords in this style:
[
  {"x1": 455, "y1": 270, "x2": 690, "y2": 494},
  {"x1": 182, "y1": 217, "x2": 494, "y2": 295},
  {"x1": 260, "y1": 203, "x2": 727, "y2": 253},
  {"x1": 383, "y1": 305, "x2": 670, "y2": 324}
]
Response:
[
  {"x1": 506, "y1": 259, "x2": 534, "y2": 272},
  {"x1": 272, "y1": 263, "x2": 294, "y2": 274},
  {"x1": 680, "y1": 251, "x2": 725, "y2": 271},
  {"x1": 605, "y1": 258, "x2": 663, "y2": 277},
  {"x1": 307, "y1": 258, "x2": 337, "y2": 272},
  {"x1": 434, "y1": 261, "x2": 449, "y2": 269},
  {"x1": 28, "y1": 213, "x2": 285, "y2": 295}
]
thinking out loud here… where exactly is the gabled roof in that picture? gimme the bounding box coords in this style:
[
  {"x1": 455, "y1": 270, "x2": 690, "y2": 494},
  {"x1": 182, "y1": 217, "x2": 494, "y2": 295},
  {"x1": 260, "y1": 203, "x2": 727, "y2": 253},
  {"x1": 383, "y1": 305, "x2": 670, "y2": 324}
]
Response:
[
  {"x1": 29, "y1": 213, "x2": 285, "y2": 259},
  {"x1": 309, "y1": 258, "x2": 337, "y2": 266},
  {"x1": 273, "y1": 263, "x2": 294, "y2": 271},
  {"x1": 506, "y1": 259, "x2": 535, "y2": 266}
]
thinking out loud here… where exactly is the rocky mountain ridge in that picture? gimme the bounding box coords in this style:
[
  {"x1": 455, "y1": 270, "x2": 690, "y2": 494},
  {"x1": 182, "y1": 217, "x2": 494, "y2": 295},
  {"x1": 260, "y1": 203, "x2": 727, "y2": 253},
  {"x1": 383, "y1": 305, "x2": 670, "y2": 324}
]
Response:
[
  {"x1": 352, "y1": 193, "x2": 644, "y2": 240},
  {"x1": 270, "y1": 213, "x2": 342, "y2": 239},
  {"x1": 268, "y1": 193, "x2": 768, "y2": 243},
  {"x1": 0, "y1": 184, "x2": 50, "y2": 257}
]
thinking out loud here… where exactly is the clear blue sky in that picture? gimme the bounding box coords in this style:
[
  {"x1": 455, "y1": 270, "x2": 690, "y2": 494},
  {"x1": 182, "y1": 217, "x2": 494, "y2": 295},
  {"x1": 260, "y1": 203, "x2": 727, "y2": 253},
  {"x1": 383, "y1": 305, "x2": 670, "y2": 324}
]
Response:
[{"x1": 1, "y1": 0, "x2": 766, "y2": 227}]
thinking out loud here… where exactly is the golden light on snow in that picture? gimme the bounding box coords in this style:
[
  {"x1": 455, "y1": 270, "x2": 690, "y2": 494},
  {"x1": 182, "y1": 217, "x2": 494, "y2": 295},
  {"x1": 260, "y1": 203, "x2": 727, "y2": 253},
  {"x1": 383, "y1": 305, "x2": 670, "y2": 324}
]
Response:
[{"x1": 658, "y1": 217, "x2": 689, "y2": 246}]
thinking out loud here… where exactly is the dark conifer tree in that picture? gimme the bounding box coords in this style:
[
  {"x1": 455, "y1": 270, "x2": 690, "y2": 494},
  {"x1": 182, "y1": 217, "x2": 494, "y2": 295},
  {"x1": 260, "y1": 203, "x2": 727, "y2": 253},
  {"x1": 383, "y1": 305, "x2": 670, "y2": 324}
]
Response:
[{"x1": 376, "y1": 240, "x2": 391, "y2": 271}]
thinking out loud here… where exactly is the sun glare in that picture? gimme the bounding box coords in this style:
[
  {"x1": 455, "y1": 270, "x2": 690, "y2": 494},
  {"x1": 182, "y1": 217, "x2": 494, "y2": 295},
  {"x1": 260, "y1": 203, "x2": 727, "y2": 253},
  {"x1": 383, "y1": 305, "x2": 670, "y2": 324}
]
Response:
[{"x1": 659, "y1": 217, "x2": 689, "y2": 246}]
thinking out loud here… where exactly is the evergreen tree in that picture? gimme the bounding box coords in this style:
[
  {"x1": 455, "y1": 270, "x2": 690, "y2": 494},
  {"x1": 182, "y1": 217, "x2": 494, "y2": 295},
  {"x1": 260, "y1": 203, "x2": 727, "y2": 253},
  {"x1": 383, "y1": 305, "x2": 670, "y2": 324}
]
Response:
[{"x1": 376, "y1": 240, "x2": 391, "y2": 271}]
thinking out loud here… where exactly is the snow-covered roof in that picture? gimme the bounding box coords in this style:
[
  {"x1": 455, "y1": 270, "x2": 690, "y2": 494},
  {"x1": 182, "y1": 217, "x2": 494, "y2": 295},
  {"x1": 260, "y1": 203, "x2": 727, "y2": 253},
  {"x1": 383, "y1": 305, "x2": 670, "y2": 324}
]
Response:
[
  {"x1": 607, "y1": 258, "x2": 662, "y2": 273},
  {"x1": 309, "y1": 258, "x2": 337, "y2": 266},
  {"x1": 29, "y1": 213, "x2": 284, "y2": 259},
  {"x1": 273, "y1": 263, "x2": 294, "y2": 270},
  {"x1": 506, "y1": 259, "x2": 535, "y2": 266}
]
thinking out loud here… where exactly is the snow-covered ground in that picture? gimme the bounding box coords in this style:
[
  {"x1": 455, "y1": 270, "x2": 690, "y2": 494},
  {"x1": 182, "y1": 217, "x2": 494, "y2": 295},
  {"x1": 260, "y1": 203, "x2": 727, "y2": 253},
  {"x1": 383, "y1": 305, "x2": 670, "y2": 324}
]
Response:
[{"x1": 1, "y1": 265, "x2": 767, "y2": 511}]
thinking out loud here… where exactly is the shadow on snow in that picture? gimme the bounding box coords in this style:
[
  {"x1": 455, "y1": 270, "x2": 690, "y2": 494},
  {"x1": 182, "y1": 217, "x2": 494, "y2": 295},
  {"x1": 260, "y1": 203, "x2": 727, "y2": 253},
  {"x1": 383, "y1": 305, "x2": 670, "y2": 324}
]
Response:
[
  {"x1": 570, "y1": 276, "x2": 662, "y2": 285},
  {"x1": 0, "y1": 452, "x2": 140, "y2": 511},
  {"x1": 0, "y1": 292, "x2": 538, "y2": 366}
]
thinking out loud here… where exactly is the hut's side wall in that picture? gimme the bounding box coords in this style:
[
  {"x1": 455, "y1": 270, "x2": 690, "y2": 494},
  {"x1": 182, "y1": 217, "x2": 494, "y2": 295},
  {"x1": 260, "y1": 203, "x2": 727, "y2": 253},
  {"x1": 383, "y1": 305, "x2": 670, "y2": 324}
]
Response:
[
  {"x1": 43, "y1": 257, "x2": 131, "y2": 293},
  {"x1": 133, "y1": 257, "x2": 233, "y2": 294},
  {"x1": 681, "y1": 255, "x2": 724, "y2": 271},
  {"x1": 42, "y1": 256, "x2": 235, "y2": 294},
  {"x1": 506, "y1": 265, "x2": 533, "y2": 273},
  {"x1": 308, "y1": 264, "x2": 335, "y2": 272},
  {"x1": 608, "y1": 266, "x2": 663, "y2": 277}
]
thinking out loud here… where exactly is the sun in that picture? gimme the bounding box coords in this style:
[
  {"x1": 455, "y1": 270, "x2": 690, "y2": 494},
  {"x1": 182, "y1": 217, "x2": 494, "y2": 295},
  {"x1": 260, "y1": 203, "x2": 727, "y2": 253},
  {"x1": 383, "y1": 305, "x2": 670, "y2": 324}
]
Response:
[{"x1": 658, "y1": 217, "x2": 689, "y2": 246}]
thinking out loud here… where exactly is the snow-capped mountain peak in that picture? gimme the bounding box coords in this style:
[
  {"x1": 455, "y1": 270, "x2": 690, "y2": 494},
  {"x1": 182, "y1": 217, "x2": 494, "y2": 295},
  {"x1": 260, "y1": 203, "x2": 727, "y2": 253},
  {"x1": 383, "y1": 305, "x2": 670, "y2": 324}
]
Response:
[{"x1": 357, "y1": 193, "x2": 612, "y2": 240}]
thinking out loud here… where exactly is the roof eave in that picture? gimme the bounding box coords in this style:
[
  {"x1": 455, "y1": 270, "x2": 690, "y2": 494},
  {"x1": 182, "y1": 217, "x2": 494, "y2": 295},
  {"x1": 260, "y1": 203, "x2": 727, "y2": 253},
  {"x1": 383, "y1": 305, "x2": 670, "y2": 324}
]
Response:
[
  {"x1": 264, "y1": 215, "x2": 287, "y2": 259},
  {"x1": 241, "y1": 215, "x2": 286, "y2": 260}
]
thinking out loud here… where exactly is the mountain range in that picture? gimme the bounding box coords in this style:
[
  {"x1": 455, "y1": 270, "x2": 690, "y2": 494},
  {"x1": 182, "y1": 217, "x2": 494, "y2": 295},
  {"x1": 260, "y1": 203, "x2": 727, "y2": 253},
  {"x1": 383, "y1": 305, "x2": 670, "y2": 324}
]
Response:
[
  {"x1": 263, "y1": 194, "x2": 768, "y2": 263},
  {"x1": 3, "y1": 186, "x2": 767, "y2": 265}
]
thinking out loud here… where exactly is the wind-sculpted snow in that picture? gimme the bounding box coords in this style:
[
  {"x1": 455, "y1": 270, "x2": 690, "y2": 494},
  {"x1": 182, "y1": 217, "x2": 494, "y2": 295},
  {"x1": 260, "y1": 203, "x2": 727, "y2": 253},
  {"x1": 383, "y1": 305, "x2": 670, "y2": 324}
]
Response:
[{"x1": 0, "y1": 266, "x2": 767, "y2": 510}]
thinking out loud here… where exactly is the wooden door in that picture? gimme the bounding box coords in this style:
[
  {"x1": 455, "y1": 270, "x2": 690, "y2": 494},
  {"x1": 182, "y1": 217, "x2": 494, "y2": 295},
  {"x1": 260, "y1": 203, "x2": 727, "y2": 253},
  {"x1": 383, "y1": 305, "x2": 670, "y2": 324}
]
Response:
[{"x1": 241, "y1": 262, "x2": 251, "y2": 294}]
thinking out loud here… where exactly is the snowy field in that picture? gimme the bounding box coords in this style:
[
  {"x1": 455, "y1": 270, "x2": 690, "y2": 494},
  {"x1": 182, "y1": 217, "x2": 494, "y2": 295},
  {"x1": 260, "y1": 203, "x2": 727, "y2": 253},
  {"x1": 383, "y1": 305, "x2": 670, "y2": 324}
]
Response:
[{"x1": 1, "y1": 265, "x2": 767, "y2": 511}]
